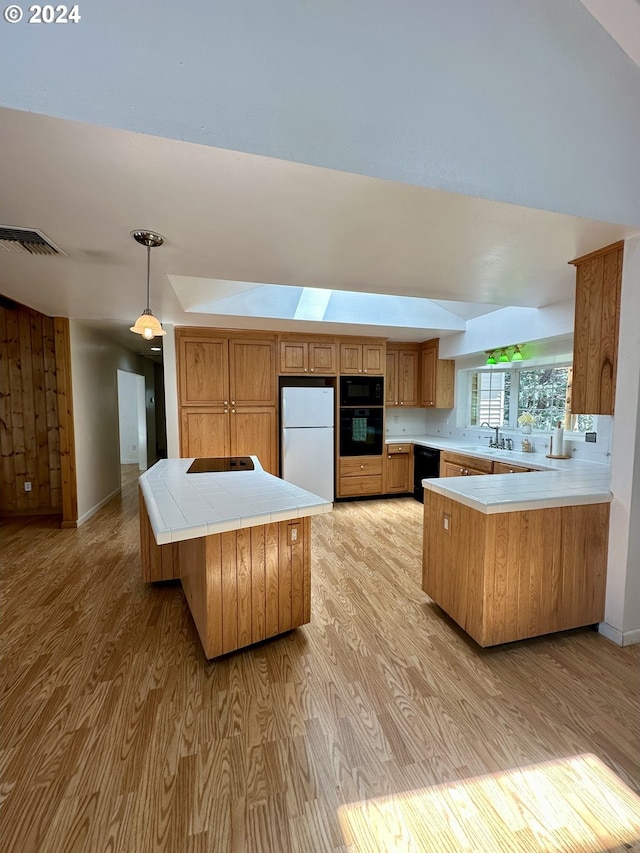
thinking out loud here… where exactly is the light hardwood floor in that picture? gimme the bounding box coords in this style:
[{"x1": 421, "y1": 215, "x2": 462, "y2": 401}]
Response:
[{"x1": 1, "y1": 476, "x2": 639, "y2": 852}]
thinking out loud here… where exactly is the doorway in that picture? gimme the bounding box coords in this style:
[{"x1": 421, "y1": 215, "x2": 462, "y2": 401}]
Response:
[{"x1": 117, "y1": 369, "x2": 146, "y2": 488}]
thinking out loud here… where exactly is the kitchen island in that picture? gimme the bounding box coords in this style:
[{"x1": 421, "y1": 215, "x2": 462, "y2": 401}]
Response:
[
  {"x1": 138, "y1": 457, "x2": 332, "y2": 659},
  {"x1": 398, "y1": 436, "x2": 612, "y2": 647}
]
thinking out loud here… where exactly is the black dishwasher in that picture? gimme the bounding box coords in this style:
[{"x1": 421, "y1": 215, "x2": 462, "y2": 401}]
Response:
[{"x1": 413, "y1": 446, "x2": 441, "y2": 503}]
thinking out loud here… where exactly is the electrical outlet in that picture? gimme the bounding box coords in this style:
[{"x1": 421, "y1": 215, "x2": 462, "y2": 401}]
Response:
[
  {"x1": 24, "y1": 481, "x2": 32, "y2": 492},
  {"x1": 289, "y1": 525, "x2": 298, "y2": 544},
  {"x1": 393, "y1": 416, "x2": 399, "y2": 423}
]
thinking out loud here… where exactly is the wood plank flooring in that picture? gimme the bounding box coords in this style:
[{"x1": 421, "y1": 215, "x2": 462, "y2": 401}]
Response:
[{"x1": 1, "y1": 477, "x2": 639, "y2": 852}]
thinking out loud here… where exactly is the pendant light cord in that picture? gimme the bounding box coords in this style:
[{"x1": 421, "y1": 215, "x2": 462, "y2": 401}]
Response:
[{"x1": 146, "y1": 244, "x2": 151, "y2": 312}]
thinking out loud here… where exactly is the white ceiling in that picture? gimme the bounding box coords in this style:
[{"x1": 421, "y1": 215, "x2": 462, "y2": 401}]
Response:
[{"x1": 0, "y1": 107, "x2": 635, "y2": 355}]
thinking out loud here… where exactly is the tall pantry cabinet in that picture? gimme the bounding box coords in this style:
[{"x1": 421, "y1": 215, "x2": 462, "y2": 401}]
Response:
[{"x1": 177, "y1": 330, "x2": 278, "y2": 475}]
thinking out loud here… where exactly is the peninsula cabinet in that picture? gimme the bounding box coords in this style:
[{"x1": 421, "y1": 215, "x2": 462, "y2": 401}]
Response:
[
  {"x1": 569, "y1": 241, "x2": 623, "y2": 416},
  {"x1": 385, "y1": 344, "x2": 420, "y2": 407},
  {"x1": 422, "y1": 492, "x2": 608, "y2": 646},
  {"x1": 383, "y1": 444, "x2": 413, "y2": 493},
  {"x1": 339, "y1": 339, "x2": 385, "y2": 375},
  {"x1": 420, "y1": 338, "x2": 455, "y2": 408},
  {"x1": 279, "y1": 337, "x2": 337, "y2": 375},
  {"x1": 440, "y1": 451, "x2": 493, "y2": 477},
  {"x1": 176, "y1": 330, "x2": 278, "y2": 474}
]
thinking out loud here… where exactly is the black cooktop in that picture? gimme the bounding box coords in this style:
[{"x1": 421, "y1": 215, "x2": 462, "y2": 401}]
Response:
[{"x1": 186, "y1": 456, "x2": 255, "y2": 474}]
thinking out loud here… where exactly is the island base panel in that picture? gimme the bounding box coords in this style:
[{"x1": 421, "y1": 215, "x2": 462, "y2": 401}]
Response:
[
  {"x1": 422, "y1": 491, "x2": 608, "y2": 646},
  {"x1": 139, "y1": 489, "x2": 180, "y2": 582},
  {"x1": 179, "y1": 517, "x2": 311, "y2": 659}
]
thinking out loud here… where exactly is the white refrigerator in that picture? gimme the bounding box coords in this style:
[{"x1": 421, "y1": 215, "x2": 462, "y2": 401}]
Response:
[{"x1": 281, "y1": 386, "x2": 334, "y2": 502}]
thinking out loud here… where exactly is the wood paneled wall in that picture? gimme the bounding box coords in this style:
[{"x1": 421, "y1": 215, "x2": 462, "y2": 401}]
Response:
[{"x1": 0, "y1": 302, "x2": 69, "y2": 517}]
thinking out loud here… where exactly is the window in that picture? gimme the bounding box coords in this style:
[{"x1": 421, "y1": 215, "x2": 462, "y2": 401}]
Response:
[{"x1": 469, "y1": 365, "x2": 594, "y2": 432}]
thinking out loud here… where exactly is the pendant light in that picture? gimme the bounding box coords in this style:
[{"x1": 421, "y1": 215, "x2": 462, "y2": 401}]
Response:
[
  {"x1": 498, "y1": 349, "x2": 510, "y2": 363},
  {"x1": 511, "y1": 344, "x2": 524, "y2": 361},
  {"x1": 129, "y1": 230, "x2": 166, "y2": 340},
  {"x1": 485, "y1": 351, "x2": 496, "y2": 365}
]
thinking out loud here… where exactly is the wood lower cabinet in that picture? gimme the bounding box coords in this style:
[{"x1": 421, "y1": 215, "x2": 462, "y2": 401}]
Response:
[
  {"x1": 493, "y1": 461, "x2": 532, "y2": 474},
  {"x1": 440, "y1": 451, "x2": 493, "y2": 477},
  {"x1": 384, "y1": 444, "x2": 413, "y2": 493},
  {"x1": 386, "y1": 346, "x2": 419, "y2": 407},
  {"x1": 422, "y1": 491, "x2": 608, "y2": 646},
  {"x1": 279, "y1": 338, "x2": 337, "y2": 374},
  {"x1": 339, "y1": 339, "x2": 385, "y2": 375},
  {"x1": 420, "y1": 339, "x2": 454, "y2": 408},
  {"x1": 338, "y1": 456, "x2": 383, "y2": 497},
  {"x1": 180, "y1": 407, "x2": 277, "y2": 475},
  {"x1": 569, "y1": 241, "x2": 623, "y2": 416}
]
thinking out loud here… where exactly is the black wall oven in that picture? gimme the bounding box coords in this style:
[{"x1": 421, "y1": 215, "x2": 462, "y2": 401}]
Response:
[
  {"x1": 339, "y1": 407, "x2": 384, "y2": 456},
  {"x1": 339, "y1": 376, "x2": 384, "y2": 407}
]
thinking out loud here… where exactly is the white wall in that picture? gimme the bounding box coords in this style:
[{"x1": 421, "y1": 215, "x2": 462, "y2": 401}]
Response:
[
  {"x1": 2, "y1": 1, "x2": 640, "y2": 227},
  {"x1": 602, "y1": 234, "x2": 640, "y2": 645},
  {"x1": 69, "y1": 322, "x2": 154, "y2": 524}
]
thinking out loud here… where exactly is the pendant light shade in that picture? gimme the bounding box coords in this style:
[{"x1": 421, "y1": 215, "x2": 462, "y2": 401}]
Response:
[
  {"x1": 498, "y1": 349, "x2": 510, "y2": 363},
  {"x1": 485, "y1": 351, "x2": 496, "y2": 365},
  {"x1": 511, "y1": 344, "x2": 524, "y2": 361},
  {"x1": 129, "y1": 230, "x2": 166, "y2": 340}
]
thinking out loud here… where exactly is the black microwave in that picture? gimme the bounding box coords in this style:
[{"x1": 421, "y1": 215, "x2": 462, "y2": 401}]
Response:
[{"x1": 340, "y1": 376, "x2": 384, "y2": 407}]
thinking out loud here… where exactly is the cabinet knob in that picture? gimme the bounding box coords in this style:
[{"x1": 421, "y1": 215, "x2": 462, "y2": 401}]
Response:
[
  {"x1": 232, "y1": 409, "x2": 236, "y2": 413},
  {"x1": 224, "y1": 401, "x2": 228, "y2": 405},
  {"x1": 310, "y1": 368, "x2": 314, "y2": 372},
  {"x1": 231, "y1": 400, "x2": 236, "y2": 405},
  {"x1": 304, "y1": 368, "x2": 308, "y2": 372},
  {"x1": 398, "y1": 447, "x2": 403, "y2": 451},
  {"x1": 395, "y1": 401, "x2": 398, "y2": 405},
  {"x1": 359, "y1": 369, "x2": 362, "y2": 373},
  {"x1": 364, "y1": 369, "x2": 367, "y2": 373},
  {"x1": 460, "y1": 468, "x2": 465, "y2": 474},
  {"x1": 360, "y1": 464, "x2": 364, "y2": 469},
  {"x1": 224, "y1": 409, "x2": 228, "y2": 414},
  {"x1": 400, "y1": 402, "x2": 404, "y2": 406}
]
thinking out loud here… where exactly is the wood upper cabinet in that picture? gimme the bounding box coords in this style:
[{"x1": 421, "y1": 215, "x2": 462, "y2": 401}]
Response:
[
  {"x1": 384, "y1": 444, "x2": 413, "y2": 493},
  {"x1": 386, "y1": 344, "x2": 419, "y2": 407},
  {"x1": 420, "y1": 339, "x2": 454, "y2": 408},
  {"x1": 569, "y1": 241, "x2": 623, "y2": 415},
  {"x1": 178, "y1": 336, "x2": 229, "y2": 406},
  {"x1": 176, "y1": 330, "x2": 278, "y2": 474},
  {"x1": 229, "y1": 339, "x2": 276, "y2": 405},
  {"x1": 279, "y1": 338, "x2": 337, "y2": 374},
  {"x1": 339, "y1": 339, "x2": 385, "y2": 374}
]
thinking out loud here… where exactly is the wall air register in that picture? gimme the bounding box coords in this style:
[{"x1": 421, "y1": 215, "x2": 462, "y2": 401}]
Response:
[{"x1": 0, "y1": 226, "x2": 64, "y2": 256}]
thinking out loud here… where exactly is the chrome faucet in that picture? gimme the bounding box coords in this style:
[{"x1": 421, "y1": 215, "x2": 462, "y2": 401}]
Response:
[{"x1": 480, "y1": 421, "x2": 500, "y2": 448}]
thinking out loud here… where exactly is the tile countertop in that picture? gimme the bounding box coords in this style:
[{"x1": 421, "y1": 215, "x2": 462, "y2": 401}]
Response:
[
  {"x1": 139, "y1": 457, "x2": 333, "y2": 545},
  {"x1": 385, "y1": 434, "x2": 612, "y2": 515}
]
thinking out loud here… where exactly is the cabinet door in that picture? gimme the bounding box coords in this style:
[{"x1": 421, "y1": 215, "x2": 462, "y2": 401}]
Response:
[
  {"x1": 308, "y1": 341, "x2": 337, "y2": 374},
  {"x1": 385, "y1": 350, "x2": 398, "y2": 405},
  {"x1": 398, "y1": 350, "x2": 419, "y2": 407},
  {"x1": 384, "y1": 451, "x2": 411, "y2": 493},
  {"x1": 179, "y1": 337, "x2": 229, "y2": 406},
  {"x1": 493, "y1": 462, "x2": 531, "y2": 474},
  {"x1": 280, "y1": 341, "x2": 308, "y2": 374},
  {"x1": 230, "y1": 407, "x2": 278, "y2": 475},
  {"x1": 340, "y1": 343, "x2": 363, "y2": 374},
  {"x1": 570, "y1": 242, "x2": 623, "y2": 415},
  {"x1": 229, "y1": 339, "x2": 277, "y2": 405},
  {"x1": 362, "y1": 344, "x2": 384, "y2": 374},
  {"x1": 420, "y1": 343, "x2": 437, "y2": 407},
  {"x1": 180, "y1": 408, "x2": 230, "y2": 458}
]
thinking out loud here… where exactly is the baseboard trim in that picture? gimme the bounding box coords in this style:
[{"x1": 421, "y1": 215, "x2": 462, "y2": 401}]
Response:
[
  {"x1": 77, "y1": 487, "x2": 121, "y2": 527},
  {"x1": 598, "y1": 622, "x2": 640, "y2": 647}
]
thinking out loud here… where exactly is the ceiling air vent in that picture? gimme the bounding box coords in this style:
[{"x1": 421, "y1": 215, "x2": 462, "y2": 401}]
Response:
[{"x1": 0, "y1": 226, "x2": 64, "y2": 256}]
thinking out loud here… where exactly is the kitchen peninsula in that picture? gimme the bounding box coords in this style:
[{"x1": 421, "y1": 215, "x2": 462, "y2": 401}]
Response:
[
  {"x1": 138, "y1": 456, "x2": 332, "y2": 659},
  {"x1": 399, "y1": 436, "x2": 612, "y2": 647}
]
